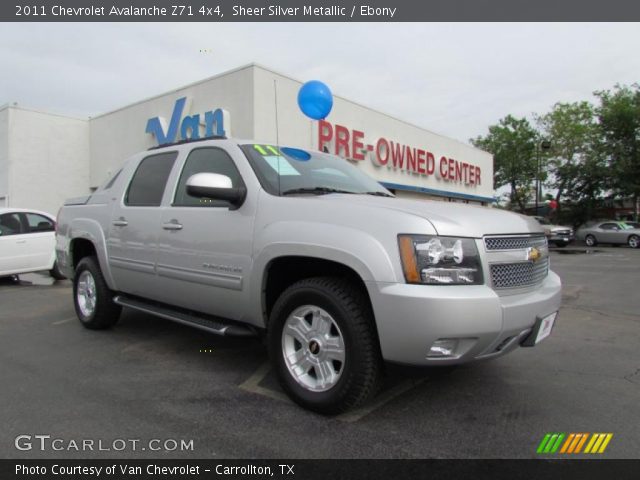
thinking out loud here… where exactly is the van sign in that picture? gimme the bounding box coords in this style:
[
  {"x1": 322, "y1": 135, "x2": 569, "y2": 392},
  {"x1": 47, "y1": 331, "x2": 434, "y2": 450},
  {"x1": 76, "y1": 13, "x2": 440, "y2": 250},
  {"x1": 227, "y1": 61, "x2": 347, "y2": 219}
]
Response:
[{"x1": 145, "y1": 97, "x2": 230, "y2": 145}]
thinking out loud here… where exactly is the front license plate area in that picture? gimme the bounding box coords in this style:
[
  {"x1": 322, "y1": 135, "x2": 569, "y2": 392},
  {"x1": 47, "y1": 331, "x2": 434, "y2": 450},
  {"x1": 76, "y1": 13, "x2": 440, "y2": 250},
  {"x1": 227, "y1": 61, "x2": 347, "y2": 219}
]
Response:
[{"x1": 522, "y1": 312, "x2": 557, "y2": 347}]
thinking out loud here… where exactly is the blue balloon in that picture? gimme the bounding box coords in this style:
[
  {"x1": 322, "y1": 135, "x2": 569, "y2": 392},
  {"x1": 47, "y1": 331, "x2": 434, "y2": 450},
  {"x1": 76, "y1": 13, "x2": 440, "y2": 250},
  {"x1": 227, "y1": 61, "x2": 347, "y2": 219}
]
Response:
[{"x1": 297, "y1": 80, "x2": 333, "y2": 120}]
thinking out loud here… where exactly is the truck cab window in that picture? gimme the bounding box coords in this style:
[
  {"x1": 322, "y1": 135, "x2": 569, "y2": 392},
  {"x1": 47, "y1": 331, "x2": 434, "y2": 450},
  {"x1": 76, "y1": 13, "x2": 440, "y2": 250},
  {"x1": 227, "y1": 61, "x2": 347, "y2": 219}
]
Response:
[
  {"x1": 125, "y1": 152, "x2": 178, "y2": 206},
  {"x1": 173, "y1": 147, "x2": 244, "y2": 207}
]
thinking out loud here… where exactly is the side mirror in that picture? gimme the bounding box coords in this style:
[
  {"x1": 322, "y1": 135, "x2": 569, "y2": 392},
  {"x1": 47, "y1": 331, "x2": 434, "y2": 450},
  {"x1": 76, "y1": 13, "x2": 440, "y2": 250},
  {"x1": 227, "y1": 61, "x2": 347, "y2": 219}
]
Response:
[{"x1": 186, "y1": 173, "x2": 246, "y2": 209}]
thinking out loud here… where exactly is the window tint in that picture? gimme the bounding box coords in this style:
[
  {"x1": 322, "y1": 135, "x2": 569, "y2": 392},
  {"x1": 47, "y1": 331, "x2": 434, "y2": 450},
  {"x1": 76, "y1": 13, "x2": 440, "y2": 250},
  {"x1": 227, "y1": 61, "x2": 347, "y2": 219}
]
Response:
[
  {"x1": 25, "y1": 213, "x2": 54, "y2": 233},
  {"x1": 174, "y1": 148, "x2": 244, "y2": 207},
  {"x1": 0, "y1": 213, "x2": 24, "y2": 236},
  {"x1": 125, "y1": 152, "x2": 177, "y2": 207}
]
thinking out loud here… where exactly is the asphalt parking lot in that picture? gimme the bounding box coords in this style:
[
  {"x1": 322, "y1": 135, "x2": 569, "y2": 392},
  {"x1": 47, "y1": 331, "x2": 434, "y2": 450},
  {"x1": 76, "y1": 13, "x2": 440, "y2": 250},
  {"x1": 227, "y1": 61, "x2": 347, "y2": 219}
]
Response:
[{"x1": 1, "y1": 247, "x2": 638, "y2": 459}]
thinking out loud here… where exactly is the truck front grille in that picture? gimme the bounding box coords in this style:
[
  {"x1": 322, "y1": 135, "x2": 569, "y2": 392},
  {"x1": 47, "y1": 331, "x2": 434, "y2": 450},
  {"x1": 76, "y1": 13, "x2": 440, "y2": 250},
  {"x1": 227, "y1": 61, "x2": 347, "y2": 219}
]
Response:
[
  {"x1": 484, "y1": 235, "x2": 547, "y2": 251},
  {"x1": 490, "y1": 258, "x2": 549, "y2": 289}
]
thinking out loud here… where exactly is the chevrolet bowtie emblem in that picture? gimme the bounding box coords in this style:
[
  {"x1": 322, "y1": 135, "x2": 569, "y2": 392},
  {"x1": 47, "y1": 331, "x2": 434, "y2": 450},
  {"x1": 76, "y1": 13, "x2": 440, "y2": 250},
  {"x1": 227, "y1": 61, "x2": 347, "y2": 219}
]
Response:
[{"x1": 527, "y1": 247, "x2": 542, "y2": 262}]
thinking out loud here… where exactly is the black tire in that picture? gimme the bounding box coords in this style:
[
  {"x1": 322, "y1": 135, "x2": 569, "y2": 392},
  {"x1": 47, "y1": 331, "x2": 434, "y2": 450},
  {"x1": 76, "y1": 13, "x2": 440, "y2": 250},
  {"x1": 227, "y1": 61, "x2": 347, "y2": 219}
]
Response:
[
  {"x1": 268, "y1": 276, "x2": 382, "y2": 414},
  {"x1": 584, "y1": 235, "x2": 597, "y2": 247},
  {"x1": 73, "y1": 256, "x2": 121, "y2": 330},
  {"x1": 629, "y1": 235, "x2": 640, "y2": 249},
  {"x1": 49, "y1": 261, "x2": 66, "y2": 280}
]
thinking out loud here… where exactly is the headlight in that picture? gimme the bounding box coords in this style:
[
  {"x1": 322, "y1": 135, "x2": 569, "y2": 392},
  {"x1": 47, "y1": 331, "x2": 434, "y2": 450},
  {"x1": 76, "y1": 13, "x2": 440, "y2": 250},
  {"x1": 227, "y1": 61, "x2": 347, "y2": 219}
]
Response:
[{"x1": 398, "y1": 235, "x2": 483, "y2": 285}]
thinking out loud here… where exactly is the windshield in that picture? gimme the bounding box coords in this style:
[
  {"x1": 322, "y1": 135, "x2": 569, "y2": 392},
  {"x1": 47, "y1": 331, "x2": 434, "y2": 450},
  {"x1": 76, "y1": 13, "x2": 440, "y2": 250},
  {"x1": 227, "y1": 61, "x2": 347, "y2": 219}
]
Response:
[
  {"x1": 618, "y1": 222, "x2": 634, "y2": 230},
  {"x1": 241, "y1": 144, "x2": 392, "y2": 197}
]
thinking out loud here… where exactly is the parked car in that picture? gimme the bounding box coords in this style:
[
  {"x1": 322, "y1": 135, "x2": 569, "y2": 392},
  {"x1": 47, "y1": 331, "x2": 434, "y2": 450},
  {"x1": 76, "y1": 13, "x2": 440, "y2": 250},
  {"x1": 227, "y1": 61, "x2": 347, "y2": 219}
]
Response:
[
  {"x1": 0, "y1": 208, "x2": 66, "y2": 279},
  {"x1": 533, "y1": 216, "x2": 574, "y2": 247},
  {"x1": 56, "y1": 138, "x2": 561, "y2": 413},
  {"x1": 576, "y1": 221, "x2": 640, "y2": 248}
]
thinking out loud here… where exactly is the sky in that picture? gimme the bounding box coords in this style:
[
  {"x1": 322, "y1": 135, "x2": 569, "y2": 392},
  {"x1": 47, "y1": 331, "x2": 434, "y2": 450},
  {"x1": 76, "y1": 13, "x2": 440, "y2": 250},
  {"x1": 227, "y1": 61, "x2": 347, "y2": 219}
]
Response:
[{"x1": 1, "y1": 22, "x2": 639, "y2": 144}]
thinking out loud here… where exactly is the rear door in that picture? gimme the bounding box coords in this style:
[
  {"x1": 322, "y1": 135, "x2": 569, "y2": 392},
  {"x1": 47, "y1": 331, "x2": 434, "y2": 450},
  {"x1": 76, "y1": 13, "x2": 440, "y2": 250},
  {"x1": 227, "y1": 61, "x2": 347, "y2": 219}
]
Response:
[
  {"x1": 21, "y1": 212, "x2": 56, "y2": 270},
  {"x1": 0, "y1": 212, "x2": 28, "y2": 275},
  {"x1": 106, "y1": 151, "x2": 178, "y2": 299}
]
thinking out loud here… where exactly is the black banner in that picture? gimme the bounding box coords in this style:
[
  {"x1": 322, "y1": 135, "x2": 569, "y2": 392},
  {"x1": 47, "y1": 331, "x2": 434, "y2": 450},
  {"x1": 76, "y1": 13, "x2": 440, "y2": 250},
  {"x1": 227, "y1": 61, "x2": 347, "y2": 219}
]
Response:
[
  {"x1": 3, "y1": 459, "x2": 640, "y2": 480},
  {"x1": 3, "y1": 0, "x2": 640, "y2": 22}
]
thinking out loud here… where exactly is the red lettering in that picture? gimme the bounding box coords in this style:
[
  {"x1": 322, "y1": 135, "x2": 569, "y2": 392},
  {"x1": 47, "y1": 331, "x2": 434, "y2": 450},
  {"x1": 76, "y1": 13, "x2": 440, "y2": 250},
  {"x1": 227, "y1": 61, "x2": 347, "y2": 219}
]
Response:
[
  {"x1": 318, "y1": 120, "x2": 333, "y2": 151},
  {"x1": 440, "y1": 156, "x2": 448, "y2": 178},
  {"x1": 462, "y1": 163, "x2": 469, "y2": 184},
  {"x1": 376, "y1": 138, "x2": 389, "y2": 165},
  {"x1": 405, "y1": 147, "x2": 415, "y2": 171},
  {"x1": 476, "y1": 167, "x2": 481, "y2": 185},
  {"x1": 417, "y1": 149, "x2": 426, "y2": 174},
  {"x1": 455, "y1": 160, "x2": 462, "y2": 182},
  {"x1": 469, "y1": 166, "x2": 475, "y2": 185},
  {"x1": 352, "y1": 129, "x2": 365, "y2": 161},
  {"x1": 448, "y1": 158, "x2": 455, "y2": 180},
  {"x1": 334, "y1": 124, "x2": 350, "y2": 158},
  {"x1": 391, "y1": 142, "x2": 405, "y2": 169},
  {"x1": 426, "y1": 152, "x2": 435, "y2": 175}
]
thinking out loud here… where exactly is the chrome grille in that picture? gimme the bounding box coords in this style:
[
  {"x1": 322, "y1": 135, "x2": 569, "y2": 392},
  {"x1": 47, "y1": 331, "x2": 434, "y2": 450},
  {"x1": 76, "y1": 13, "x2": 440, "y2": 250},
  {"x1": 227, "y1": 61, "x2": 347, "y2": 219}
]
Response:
[
  {"x1": 490, "y1": 258, "x2": 549, "y2": 289},
  {"x1": 484, "y1": 235, "x2": 547, "y2": 251}
]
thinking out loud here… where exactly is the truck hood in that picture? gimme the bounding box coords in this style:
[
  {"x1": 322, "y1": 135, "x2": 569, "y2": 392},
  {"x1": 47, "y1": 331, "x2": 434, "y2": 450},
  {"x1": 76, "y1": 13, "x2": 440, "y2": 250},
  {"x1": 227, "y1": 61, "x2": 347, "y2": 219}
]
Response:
[{"x1": 318, "y1": 195, "x2": 543, "y2": 238}]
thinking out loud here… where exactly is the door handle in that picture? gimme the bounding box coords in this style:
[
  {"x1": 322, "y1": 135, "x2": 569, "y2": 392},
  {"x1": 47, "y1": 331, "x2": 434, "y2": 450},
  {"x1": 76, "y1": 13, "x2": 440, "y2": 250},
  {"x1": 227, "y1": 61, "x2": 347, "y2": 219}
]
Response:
[
  {"x1": 162, "y1": 221, "x2": 183, "y2": 231},
  {"x1": 112, "y1": 218, "x2": 128, "y2": 227}
]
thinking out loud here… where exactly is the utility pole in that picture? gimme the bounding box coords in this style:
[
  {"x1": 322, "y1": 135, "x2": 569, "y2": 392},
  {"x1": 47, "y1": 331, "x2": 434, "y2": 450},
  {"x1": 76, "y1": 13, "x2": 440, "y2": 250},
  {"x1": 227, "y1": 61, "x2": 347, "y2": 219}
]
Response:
[{"x1": 535, "y1": 140, "x2": 552, "y2": 215}]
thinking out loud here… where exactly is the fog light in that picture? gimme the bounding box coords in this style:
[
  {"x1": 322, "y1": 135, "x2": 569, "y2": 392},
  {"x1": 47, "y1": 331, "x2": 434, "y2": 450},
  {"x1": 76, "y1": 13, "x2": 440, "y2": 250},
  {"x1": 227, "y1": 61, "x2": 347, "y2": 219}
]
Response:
[{"x1": 428, "y1": 339, "x2": 458, "y2": 358}]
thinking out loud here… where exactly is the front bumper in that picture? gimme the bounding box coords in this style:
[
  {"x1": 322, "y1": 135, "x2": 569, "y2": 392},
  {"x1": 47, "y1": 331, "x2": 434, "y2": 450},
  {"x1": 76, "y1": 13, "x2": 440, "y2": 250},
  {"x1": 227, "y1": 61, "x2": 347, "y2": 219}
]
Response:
[
  {"x1": 549, "y1": 233, "x2": 574, "y2": 244},
  {"x1": 367, "y1": 271, "x2": 562, "y2": 365}
]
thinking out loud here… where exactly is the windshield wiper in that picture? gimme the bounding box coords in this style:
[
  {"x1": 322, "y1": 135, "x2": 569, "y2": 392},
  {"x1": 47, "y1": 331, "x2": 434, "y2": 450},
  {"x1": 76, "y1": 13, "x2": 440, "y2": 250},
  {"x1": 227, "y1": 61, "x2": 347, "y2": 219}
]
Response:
[
  {"x1": 281, "y1": 187, "x2": 356, "y2": 196},
  {"x1": 364, "y1": 191, "x2": 394, "y2": 197}
]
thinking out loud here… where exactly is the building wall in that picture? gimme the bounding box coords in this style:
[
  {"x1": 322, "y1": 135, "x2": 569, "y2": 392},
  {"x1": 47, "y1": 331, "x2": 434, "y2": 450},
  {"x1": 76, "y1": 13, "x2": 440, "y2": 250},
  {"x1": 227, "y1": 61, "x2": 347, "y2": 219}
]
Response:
[
  {"x1": 89, "y1": 65, "x2": 255, "y2": 188},
  {"x1": 0, "y1": 107, "x2": 8, "y2": 207},
  {"x1": 5, "y1": 107, "x2": 89, "y2": 214},
  {"x1": 251, "y1": 65, "x2": 493, "y2": 203}
]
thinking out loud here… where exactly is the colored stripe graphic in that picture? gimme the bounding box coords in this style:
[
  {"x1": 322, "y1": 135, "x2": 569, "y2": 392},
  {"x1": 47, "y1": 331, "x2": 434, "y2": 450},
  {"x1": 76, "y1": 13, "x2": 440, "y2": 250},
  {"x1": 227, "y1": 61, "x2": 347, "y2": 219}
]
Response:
[
  {"x1": 539, "y1": 433, "x2": 613, "y2": 454},
  {"x1": 585, "y1": 433, "x2": 613, "y2": 454},
  {"x1": 537, "y1": 433, "x2": 565, "y2": 453}
]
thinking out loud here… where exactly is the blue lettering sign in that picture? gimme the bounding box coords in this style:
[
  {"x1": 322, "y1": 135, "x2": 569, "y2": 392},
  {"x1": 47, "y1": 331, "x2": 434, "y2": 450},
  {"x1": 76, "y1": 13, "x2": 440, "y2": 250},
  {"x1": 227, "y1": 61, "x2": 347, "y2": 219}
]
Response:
[{"x1": 146, "y1": 97, "x2": 228, "y2": 145}]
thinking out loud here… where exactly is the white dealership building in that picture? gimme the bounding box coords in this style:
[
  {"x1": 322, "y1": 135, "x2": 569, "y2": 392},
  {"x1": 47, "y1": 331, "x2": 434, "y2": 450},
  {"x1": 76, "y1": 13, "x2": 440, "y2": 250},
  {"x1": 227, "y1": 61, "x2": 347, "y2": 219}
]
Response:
[{"x1": 0, "y1": 64, "x2": 494, "y2": 214}]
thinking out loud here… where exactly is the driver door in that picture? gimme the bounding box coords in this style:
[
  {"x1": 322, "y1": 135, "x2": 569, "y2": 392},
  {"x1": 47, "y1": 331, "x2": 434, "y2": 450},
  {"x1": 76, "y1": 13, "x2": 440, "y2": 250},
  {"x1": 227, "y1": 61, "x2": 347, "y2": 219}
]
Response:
[{"x1": 155, "y1": 147, "x2": 255, "y2": 320}]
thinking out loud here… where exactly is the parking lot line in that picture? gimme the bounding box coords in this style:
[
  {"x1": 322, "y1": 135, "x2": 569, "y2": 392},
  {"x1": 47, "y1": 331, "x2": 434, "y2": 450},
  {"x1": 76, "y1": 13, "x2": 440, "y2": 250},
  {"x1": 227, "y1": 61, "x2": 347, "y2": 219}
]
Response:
[
  {"x1": 335, "y1": 378, "x2": 426, "y2": 423},
  {"x1": 238, "y1": 360, "x2": 427, "y2": 421},
  {"x1": 51, "y1": 317, "x2": 76, "y2": 325},
  {"x1": 238, "y1": 361, "x2": 291, "y2": 403}
]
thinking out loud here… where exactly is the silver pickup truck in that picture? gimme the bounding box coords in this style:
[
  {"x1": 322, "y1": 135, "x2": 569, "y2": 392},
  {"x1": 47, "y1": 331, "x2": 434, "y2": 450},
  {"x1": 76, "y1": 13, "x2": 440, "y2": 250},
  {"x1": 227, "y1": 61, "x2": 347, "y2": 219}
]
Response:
[{"x1": 56, "y1": 137, "x2": 562, "y2": 413}]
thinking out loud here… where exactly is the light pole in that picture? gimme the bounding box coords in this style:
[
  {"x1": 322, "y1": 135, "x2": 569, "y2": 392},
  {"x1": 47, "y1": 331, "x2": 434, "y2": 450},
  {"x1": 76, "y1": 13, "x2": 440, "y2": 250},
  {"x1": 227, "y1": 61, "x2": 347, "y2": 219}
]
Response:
[{"x1": 535, "y1": 140, "x2": 552, "y2": 215}]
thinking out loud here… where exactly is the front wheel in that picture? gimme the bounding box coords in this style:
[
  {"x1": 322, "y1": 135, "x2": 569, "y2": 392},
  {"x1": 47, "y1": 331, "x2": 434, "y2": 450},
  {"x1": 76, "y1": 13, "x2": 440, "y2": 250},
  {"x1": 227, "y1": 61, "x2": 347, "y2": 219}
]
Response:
[
  {"x1": 268, "y1": 277, "x2": 382, "y2": 414},
  {"x1": 585, "y1": 235, "x2": 597, "y2": 247},
  {"x1": 49, "y1": 261, "x2": 66, "y2": 280},
  {"x1": 629, "y1": 235, "x2": 639, "y2": 249},
  {"x1": 73, "y1": 256, "x2": 121, "y2": 329}
]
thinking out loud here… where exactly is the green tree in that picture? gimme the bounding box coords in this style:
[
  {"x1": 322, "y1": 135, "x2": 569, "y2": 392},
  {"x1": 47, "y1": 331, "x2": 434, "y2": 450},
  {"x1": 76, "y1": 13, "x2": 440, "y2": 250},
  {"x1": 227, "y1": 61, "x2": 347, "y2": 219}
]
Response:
[
  {"x1": 471, "y1": 115, "x2": 538, "y2": 212},
  {"x1": 536, "y1": 101, "x2": 603, "y2": 215},
  {"x1": 595, "y1": 84, "x2": 640, "y2": 220}
]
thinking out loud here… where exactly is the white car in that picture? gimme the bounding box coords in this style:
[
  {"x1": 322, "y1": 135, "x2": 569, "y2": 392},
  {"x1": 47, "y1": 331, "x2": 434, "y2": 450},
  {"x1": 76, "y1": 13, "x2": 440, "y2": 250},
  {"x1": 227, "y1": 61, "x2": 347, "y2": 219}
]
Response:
[{"x1": 0, "y1": 208, "x2": 65, "y2": 279}]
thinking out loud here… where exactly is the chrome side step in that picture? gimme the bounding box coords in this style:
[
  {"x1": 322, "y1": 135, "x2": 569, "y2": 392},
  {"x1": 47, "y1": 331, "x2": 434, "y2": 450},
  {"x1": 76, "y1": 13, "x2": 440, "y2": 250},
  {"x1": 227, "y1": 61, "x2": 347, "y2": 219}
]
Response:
[{"x1": 113, "y1": 295, "x2": 257, "y2": 337}]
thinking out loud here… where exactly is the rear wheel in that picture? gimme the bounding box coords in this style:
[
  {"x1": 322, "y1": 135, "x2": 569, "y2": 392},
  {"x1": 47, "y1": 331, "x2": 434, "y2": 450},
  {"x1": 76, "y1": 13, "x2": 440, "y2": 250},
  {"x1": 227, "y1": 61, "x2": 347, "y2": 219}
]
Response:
[
  {"x1": 585, "y1": 235, "x2": 597, "y2": 247},
  {"x1": 629, "y1": 235, "x2": 639, "y2": 249},
  {"x1": 73, "y1": 257, "x2": 121, "y2": 329},
  {"x1": 268, "y1": 276, "x2": 382, "y2": 414}
]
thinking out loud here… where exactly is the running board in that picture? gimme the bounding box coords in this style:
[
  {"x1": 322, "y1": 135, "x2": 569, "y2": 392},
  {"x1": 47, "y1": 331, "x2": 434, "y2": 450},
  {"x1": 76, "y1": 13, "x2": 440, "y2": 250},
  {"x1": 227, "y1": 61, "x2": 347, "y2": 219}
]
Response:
[{"x1": 113, "y1": 295, "x2": 257, "y2": 337}]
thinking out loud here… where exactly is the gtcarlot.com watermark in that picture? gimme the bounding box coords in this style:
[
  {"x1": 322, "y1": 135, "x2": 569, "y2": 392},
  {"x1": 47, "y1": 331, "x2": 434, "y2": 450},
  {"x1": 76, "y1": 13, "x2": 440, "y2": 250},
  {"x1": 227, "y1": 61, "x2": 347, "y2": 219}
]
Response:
[{"x1": 15, "y1": 435, "x2": 194, "y2": 452}]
